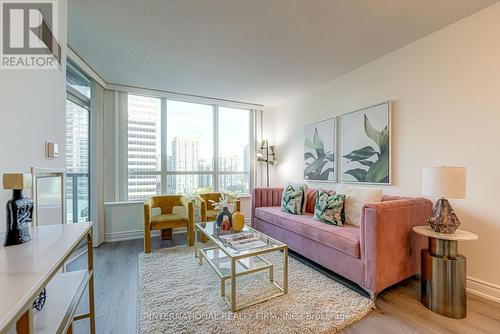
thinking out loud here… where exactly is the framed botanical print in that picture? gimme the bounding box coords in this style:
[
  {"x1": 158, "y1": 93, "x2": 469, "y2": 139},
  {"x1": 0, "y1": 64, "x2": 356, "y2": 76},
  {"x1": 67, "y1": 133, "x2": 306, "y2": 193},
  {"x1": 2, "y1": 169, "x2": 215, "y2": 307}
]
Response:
[
  {"x1": 304, "y1": 117, "x2": 336, "y2": 182},
  {"x1": 340, "y1": 101, "x2": 392, "y2": 184}
]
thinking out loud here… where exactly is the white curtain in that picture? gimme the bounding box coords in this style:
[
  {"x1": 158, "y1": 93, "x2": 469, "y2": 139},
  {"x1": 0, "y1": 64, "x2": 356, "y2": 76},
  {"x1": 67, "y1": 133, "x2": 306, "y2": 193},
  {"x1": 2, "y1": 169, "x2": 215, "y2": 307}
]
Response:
[{"x1": 90, "y1": 81, "x2": 106, "y2": 246}]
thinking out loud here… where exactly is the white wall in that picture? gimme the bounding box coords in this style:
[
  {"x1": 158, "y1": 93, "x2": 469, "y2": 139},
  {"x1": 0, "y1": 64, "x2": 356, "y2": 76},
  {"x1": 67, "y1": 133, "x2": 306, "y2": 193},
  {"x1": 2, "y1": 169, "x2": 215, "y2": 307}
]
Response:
[
  {"x1": 274, "y1": 3, "x2": 500, "y2": 292},
  {"x1": 0, "y1": 0, "x2": 68, "y2": 233}
]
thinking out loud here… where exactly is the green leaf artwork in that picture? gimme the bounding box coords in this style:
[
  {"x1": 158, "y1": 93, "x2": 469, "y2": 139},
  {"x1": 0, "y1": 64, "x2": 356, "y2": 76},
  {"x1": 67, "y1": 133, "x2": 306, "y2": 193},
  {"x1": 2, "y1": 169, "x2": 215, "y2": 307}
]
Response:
[
  {"x1": 304, "y1": 122, "x2": 335, "y2": 181},
  {"x1": 343, "y1": 114, "x2": 389, "y2": 183}
]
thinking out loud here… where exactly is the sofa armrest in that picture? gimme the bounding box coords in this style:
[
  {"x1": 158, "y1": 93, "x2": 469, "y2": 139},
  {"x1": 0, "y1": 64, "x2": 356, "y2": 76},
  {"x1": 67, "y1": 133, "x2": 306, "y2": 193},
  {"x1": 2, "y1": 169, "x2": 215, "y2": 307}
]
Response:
[
  {"x1": 361, "y1": 198, "x2": 432, "y2": 293},
  {"x1": 251, "y1": 188, "x2": 283, "y2": 225}
]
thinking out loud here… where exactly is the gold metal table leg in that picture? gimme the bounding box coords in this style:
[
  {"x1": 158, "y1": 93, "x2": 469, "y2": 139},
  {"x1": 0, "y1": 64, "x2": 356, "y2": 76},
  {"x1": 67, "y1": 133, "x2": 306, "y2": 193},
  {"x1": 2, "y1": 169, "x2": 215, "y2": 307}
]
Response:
[
  {"x1": 221, "y1": 278, "x2": 226, "y2": 297},
  {"x1": 194, "y1": 226, "x2": 201, "y2": 265},
  {"x1": 283, "y1": 248, "x2": 288, "y2": 294},
  {"x1": 231, "y1": 258, "x2": 237, "y2": 312}
]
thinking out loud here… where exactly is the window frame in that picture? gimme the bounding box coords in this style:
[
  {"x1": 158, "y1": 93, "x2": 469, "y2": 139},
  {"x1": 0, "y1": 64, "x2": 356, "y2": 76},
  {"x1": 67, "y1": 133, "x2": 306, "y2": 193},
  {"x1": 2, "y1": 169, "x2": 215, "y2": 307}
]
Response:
[
  {"x1": 126, "y1": 95, "x2": 252, "y2": 200},
  {"x1": 65, "y1": 60, "x2": 92, "y2": 223}
]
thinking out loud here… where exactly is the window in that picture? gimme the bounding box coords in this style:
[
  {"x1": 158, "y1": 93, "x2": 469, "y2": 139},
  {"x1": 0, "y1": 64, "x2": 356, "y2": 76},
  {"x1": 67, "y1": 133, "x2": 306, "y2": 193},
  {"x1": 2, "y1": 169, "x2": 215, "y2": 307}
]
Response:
[
  {"x1": 127, "y1": 94, "x2": 162, "y2": 200},
  {"x1": 218, "y1": 107, "x2": 250, "y2": 194},
  {"x1": 65, "y1": 61, "x2": 91, "y2": 223},
  {"x1": 166, "y1": 100, "x2": 214, "y2": 194},
  {"x1": 126, "y1": 95, "x2": 252, "y2": 199}
]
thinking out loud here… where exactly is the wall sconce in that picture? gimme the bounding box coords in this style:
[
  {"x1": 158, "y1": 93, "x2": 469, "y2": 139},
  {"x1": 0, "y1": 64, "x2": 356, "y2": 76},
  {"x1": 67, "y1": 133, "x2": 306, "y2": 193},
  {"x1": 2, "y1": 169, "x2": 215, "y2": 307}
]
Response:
[{"x1": 257, "y1": 139, "x2": 277, "y2": 187}]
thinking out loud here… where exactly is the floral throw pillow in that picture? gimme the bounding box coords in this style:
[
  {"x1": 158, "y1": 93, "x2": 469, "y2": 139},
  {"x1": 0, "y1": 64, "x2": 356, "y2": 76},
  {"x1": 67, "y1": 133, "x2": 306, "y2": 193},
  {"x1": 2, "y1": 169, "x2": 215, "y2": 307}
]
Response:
[
  {"x1": 313, "y1": 189, "x2": 345, "y2": 226},
  {"x1": 281, "y1": 185, "x2": 304, "y2": 215}
]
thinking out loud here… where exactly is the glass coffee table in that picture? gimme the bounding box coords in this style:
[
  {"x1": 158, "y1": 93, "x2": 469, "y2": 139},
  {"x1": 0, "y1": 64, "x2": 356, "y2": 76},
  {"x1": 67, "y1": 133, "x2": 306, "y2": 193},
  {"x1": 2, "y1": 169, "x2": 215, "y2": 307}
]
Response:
[{"x1": 194, "y1": 221, "x2": 288, "y2": 312}]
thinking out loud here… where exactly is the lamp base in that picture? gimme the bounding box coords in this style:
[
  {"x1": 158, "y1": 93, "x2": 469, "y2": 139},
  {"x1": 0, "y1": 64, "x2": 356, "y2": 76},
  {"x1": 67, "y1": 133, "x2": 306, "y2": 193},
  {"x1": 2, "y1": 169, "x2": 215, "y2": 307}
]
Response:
[{"x1": 427, "y1": 198, "x2": 461, "y2": 234}]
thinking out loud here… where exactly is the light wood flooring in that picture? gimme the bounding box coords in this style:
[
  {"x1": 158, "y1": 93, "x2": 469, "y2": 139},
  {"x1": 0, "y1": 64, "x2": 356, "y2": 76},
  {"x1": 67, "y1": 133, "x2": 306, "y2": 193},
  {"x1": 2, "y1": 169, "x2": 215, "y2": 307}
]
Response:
[{"x1": 69, "y1": 233, "x2": 500, "y2": 334}]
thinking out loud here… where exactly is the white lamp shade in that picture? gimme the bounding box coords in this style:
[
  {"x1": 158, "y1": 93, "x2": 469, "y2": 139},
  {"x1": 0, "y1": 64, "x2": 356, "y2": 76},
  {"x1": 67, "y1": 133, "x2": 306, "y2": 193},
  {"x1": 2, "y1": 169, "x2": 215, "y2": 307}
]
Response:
[{"x1": 422, "y1": 166, "x2": 466, "y2": 199}]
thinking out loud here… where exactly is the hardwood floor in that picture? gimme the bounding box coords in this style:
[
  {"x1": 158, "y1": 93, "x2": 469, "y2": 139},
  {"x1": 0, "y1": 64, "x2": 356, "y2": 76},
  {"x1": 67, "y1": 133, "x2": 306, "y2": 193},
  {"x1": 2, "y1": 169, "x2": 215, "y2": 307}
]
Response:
[{"x1": 69, "y1": 233, "x2": 500, "y2": 334}]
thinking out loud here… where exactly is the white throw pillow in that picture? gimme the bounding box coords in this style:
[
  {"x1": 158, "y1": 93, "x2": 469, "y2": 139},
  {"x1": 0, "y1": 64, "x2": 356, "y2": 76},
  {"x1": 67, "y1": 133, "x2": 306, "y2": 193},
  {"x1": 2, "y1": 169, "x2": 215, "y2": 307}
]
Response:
[
  {"x1": 284, "y1": 182, "x2": 308, "y2": 214},
  {"x1": 336, "y1": 185, "x2": 383, "y2": 226}
]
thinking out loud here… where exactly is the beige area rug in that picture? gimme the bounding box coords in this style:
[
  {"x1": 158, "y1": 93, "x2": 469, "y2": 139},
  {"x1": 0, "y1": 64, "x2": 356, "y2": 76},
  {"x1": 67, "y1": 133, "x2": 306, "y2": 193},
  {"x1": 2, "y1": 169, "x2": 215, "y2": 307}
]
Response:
[{"x1": 137, "y1": 246, "x2": 374, "y2": 334}]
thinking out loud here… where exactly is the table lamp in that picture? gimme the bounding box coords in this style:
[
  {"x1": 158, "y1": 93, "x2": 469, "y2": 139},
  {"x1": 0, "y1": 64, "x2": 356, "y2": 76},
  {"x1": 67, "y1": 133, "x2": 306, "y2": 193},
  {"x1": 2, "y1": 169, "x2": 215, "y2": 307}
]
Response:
[
  {"x1": 422, "y1": 166, "x2": 466, "y2": 234},
  {"x1": 3, "y1": 173, "x2": 33, "y2": 246}
]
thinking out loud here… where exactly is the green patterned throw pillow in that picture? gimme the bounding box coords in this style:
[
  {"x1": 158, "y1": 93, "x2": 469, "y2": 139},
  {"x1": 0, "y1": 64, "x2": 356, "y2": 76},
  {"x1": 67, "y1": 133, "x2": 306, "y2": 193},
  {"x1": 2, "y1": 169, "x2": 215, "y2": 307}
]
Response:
[
  {"x1": 281, "y1": 185, "x2": 304, "y2": 215},
  {"x1": 313, "y1": 189, "x2": 345, "y2": 226}
]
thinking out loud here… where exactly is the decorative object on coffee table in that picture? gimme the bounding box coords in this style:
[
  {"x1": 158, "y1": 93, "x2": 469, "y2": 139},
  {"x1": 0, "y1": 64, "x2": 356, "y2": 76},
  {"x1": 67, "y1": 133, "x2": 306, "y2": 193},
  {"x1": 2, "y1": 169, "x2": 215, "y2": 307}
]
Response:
[
  {"x1": 231, "y1": 211, "x2": 245, "y2": 232},
  {"x1": 3, "y1": 173, "x2": 33, "y2": 246},
  {"x1": 209, "y1": 194, "x2": 233, "y2": 226},
  {"x1": 413, "y1": 225, "x2": 478, "y2": 319},
  {"x1": 220, "y1": 216, "x2": 232, "y2": 231},
  {"x1": 422, "y1": 166, "x2": 466, "y2": 233}
]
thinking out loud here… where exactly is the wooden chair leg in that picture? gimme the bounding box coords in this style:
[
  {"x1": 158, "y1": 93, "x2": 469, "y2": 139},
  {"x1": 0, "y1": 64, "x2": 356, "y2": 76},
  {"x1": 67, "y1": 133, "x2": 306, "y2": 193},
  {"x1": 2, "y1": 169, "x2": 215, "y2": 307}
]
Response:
[
  {"x1": 144, "y1": 223, "x2": 151, "y2": 254},
  {"x1": 161, "y1": 229, "x2": 173, "y2": 240}
]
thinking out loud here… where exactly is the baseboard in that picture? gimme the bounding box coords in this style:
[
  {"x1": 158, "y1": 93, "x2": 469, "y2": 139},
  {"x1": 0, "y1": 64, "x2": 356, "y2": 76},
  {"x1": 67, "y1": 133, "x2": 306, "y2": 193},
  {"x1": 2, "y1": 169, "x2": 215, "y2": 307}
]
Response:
[
  {"x1": 105, "y1": 219, "x2": 252, "y2": 242},
  {"x1": 467, "y1": 276, "x2": 500, "y2": 304}
]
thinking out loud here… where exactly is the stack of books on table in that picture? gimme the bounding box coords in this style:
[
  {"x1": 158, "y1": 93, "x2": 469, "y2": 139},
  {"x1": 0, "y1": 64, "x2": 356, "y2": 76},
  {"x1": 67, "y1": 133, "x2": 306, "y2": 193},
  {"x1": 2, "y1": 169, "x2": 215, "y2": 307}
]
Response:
[{"x1": 219, "y1": 232, "x2": 267, "y2": 252}]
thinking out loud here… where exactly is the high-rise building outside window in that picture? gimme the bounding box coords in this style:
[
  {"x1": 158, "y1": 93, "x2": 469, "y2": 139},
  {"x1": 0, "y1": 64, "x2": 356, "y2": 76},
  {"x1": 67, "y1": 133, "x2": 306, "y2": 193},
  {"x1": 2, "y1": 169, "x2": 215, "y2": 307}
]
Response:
[
  {"x1": 126, "y1": 94, "x2": 251, "y2": 199},
  {"x1": 127, "y1": 94, "x2": 162, "y2": 200}
]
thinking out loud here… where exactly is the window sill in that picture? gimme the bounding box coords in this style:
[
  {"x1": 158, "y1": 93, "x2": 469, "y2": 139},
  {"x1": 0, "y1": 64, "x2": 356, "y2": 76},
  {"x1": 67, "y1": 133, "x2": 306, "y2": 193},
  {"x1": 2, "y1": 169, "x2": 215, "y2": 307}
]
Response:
[{"x1": 104, "y1": 194, "x2": 252, "y2": 207}]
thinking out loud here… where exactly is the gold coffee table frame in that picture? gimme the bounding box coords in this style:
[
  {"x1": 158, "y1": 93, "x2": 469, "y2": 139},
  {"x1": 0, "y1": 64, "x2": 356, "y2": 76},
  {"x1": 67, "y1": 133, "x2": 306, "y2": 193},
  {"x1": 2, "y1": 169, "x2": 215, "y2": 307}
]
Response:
[{"x1": 194, "y1": 222, "x2": 288, "y2": 312}]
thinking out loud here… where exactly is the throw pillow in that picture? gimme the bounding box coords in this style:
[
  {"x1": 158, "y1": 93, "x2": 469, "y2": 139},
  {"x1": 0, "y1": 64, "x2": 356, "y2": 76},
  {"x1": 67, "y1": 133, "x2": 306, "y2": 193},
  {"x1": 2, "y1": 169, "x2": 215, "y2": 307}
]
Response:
[
  {"x1": 284, "y1": 182, "x2": 308, "y2": 214},
  {"x1": 281, "y1": 185, "x2": 304, "y2": 215},
  {"x1": 313, "y1": 189, "x2": 345, "y2": 226},
  {"x1": 335, "y1": 185, "x2": 383, "y2": 226}
]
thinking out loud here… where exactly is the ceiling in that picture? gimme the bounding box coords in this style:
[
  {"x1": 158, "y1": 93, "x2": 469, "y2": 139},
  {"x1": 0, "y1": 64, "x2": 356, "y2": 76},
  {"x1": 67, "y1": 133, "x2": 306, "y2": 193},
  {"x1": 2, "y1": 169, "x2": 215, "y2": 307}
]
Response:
[{"x1": 68, "y1": 0, "x2": 497, "y2": 106}]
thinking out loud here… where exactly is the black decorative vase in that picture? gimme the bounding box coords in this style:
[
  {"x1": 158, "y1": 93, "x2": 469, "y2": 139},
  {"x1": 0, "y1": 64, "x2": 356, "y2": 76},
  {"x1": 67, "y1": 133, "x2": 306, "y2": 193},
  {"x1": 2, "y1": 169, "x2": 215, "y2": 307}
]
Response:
[
  {"x1": 4, "y1": 189, "x2": 33, "y2": 246},
  {"x1": 216, "y1": 207, "x2": 232, "y2": 227}
]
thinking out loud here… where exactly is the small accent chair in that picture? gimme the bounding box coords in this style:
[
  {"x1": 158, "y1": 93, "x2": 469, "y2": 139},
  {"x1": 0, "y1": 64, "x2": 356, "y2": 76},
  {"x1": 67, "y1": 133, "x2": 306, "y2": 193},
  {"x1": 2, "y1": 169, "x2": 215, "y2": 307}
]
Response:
[
  {"x1": 196, "y1": 192, "x2": 241, "y2": 222},
  {"x1": 143, "y1": 195, "x2": 194, "y2": 253}
]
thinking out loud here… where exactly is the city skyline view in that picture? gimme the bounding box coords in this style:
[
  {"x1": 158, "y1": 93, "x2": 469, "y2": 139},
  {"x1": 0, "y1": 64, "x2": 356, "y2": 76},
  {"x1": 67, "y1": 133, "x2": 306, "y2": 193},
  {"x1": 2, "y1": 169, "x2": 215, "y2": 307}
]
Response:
[{"x1": 128, "y1": 95, "x2": 250, "y2": 200}]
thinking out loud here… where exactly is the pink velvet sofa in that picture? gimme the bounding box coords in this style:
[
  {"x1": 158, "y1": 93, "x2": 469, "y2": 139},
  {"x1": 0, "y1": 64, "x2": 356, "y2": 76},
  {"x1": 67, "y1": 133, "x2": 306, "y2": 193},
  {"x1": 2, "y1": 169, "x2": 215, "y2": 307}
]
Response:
[{"x1": 252, "y1": 187, "x2": 432, "y2": 299}]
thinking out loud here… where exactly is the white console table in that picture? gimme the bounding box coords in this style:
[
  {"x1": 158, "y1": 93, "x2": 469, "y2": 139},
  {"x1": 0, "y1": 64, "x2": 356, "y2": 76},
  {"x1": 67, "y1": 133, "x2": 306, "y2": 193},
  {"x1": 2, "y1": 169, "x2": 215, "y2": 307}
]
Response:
[{"x1": 0, "y1": 222, "x2": 95, "y2": 334}]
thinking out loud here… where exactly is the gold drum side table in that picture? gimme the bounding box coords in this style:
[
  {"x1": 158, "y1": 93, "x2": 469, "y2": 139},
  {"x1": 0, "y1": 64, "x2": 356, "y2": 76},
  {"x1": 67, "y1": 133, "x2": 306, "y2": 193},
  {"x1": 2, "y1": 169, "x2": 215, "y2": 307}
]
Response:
[{"x1": 413, "y1": 226, "x2": 478, "y2": 319}]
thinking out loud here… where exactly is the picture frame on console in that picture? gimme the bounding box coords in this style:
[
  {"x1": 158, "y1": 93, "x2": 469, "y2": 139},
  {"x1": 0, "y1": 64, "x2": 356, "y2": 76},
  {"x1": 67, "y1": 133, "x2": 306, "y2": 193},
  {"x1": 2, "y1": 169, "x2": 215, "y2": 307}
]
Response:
[
  {"x1": 304, "y1": 117, "x2": 336, "y2": 182},
  {"x1": 340, "y1": 101, "x2": 392, "y2": 185}
]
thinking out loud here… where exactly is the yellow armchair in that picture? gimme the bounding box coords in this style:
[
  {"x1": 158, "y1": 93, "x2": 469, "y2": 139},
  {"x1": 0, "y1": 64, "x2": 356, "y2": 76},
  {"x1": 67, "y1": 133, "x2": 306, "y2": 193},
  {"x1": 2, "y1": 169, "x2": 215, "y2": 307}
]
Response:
[
  {"x1": 196, "y1": 192, "x2": 241, "y2": 222},
  {"x1": 144, "y1": 195, "x2": 194, "y2": 253}
]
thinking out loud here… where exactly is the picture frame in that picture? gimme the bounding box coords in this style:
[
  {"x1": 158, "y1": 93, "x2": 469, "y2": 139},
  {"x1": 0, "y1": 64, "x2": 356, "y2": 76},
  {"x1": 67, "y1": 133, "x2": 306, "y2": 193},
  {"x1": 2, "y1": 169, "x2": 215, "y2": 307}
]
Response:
[
  {"x1": 340, "y1": 101, "x2": 392, "y2": 185},
  {"x1": 304, "y1": 117, "x2": 337, "y2": 182}
]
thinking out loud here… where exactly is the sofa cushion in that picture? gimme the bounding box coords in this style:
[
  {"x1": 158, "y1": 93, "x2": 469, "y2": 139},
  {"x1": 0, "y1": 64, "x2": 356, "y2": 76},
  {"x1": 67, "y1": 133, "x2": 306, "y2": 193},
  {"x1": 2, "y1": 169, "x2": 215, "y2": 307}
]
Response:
[
  {"x1": 281, "y1": 185, "x2": 304, "y2": 215},
  {"x1": 284, "y1": 182, "x2": 308, "y2": 213},
  {"x1": 150, "y1": 213, "x2": 187, "y2": 229},
  {"x1": 255, "y1": 206, "x2": 360, "y2": 258},
  {"x1": 336, "y1": 185, "x2": 383, "y2": 226},
  {"x1": 313, "y1": 190, "x2": 345, "y2": 226},
  {"x1": 304, "y1": 188, "x2": 336, "y2": 214}
]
